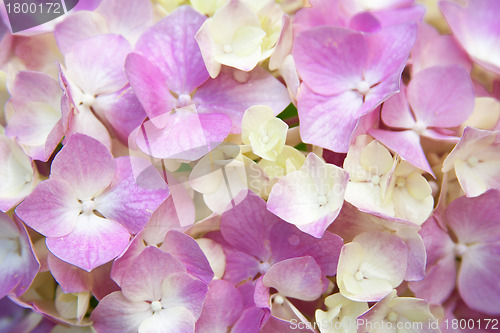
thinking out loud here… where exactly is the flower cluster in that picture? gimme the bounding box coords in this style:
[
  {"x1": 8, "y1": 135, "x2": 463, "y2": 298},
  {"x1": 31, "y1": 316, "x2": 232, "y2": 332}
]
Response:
[{"x1": 0, "y1": 0, "x2": 499, "y2": 332}]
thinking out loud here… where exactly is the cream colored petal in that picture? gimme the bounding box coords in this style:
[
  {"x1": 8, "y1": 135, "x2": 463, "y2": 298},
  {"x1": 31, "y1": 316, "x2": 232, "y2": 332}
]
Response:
[{"x1": 360, "y1": 141, "x2": 394, "y2": 176}]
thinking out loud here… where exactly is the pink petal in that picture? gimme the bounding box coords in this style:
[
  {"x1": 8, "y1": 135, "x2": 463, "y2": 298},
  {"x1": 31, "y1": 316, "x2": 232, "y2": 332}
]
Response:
[
  {"x1": 64, "y1": 34, "x2": 131, "y2": 95},
  {"x1": 410, "y1": 22, "x2": 472, "y2": 74},
  {"x1": 407, "y1": 65, "x2": 475, "y2": 128},
  {"x1": 125, "y1": 53, "x2": 175, "y2": 127},
  {"x1": 91, "y1": 291, "x2": 151, "y2": 333},
  {"x1": 370, "y1": 5, "x2": 425, "y2": 29},
  {"x1": 221, "y1": 246, "x2": 261, "y2": 285},
  {"x1": 51, "y1": 133, "x2": 115, "y2": 200},
  {"x1": 95, "y1": 156, "x2": 168, "y2": 234},
  {"x1": 110, "y1": 234, "x2": 149, "y2": 287},
  {"x1": 160, "y1": 230, "x2": 213, "y2": 285},
  {"x1": 297, "y1": 85, "x2": 363, "y2": 152},
  {"x1": 232, "y1": 307, "x2": 270, "y2": 333},
  {"x1": 120, "y1": 246, "x2": 185, "y2": 302},
  {"x1": 46, "y1": 214, "x2": 131, "y2": 272},
  {"x1": 15, "y1": 179, "x2": 80, "y2": 238},
  {"x1": 458, "y1": 243, "x2": 500, "y2": 315},
  {"x1": 6, "y1": 71, "x2": 63, "y2": 161},
  {"x1": 160, "y1": 272, "x2": 208, "y2": 319},
  {"x1": 138, "y1": 307, "x2": 196, "y2": 333},
  {"x1": 194, "y1": 66, "x2": 290, "y2": 133},
  {"x1": 91, "y1": 88, "x2": 147, "y2": 145},
  {"x1": 134, "y1": 6, "x2": 209, "y2": 95},
  {"x1": 360, "y1": 69, "x2": 402, "y2": 115},
  {"x1": 420, "y1": 215, "x2": 456, "y2": 267},
  {"x1": 91, "y1": 262, "x2": 120, "y2": 300},
  {"x1": 349, "y1": 12, "x2": 381, "y2": 33},
  {"x1": 409, "y1": 254, "x2": 457, "y2": 305},
  {"x1": 446, "y1": 190, "x2": 500, "y2": 244},
  {"x1": 142, "y1": 197, "x2": 188, "y2": 246},
  {"x1": 220, "y1": 192, "x2": 280, "y2": 261},
  {"x1": 294, "y1": 0, "x2": 345, "y2": 34},
  {"x1": 400, "y1": 228, "x2": 427, "y2": 281},
  {"x1": 381, "y1": 85, "x2": 416, "y2": 128},
  {"x1": 136, "y1": 112, "x2": 232, "y2": 161},
  {"x1": 440, "y1": 0, "x2": 500, "y2": 75},
  {"x1": 47, "y1": 253, "x2": 93, "y2": 293},
  {"x1": 0, "y1": 213, "x2": 39, "y2": 298},
  {"x1": 269, "y1": 223, "x2": 343, "y2": 276},
  {"x1": 263, "y1": 256, "x2": 324, "y2": 301},
  {"x1": 63, "y1": 102, "x2": 112, "y2": 150},
  {"x1": 293, "y1": 26, "x2": 366, "y2": 96},
  {"x1": 7, "y1": 70, "x2": 61, "y2": 103},
  {"x1": 369, "y1": 129, "x2": 434, "y2": 176},
  {"x1": 195, "y1": 280, "x2": 243, "y2": 333},
  {"x1": 73, "y1": 0, "x2": 102, "y2": 11},
  {"x1": 363, "y1": 23, "x2": 417, "y2": 85},
  {"x1": 96, "y1": 0, "x2": 154, "y2": 46},
  {"x1": 54, "y1": 11, "x2": 107, "y2": 55}
]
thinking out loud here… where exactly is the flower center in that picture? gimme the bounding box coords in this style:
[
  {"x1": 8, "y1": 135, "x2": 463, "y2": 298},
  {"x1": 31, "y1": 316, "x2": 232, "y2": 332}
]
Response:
[
  {"x1": 454, "y1": 243, "x2": 468, "y2": 257},
  {"x1": 467, "y1": 156, "x2": 479, "y2": 167},
  {"x1": 273, "y1": 295, "x2": 285, "y2": 305},
  {"x1": 413, "y1": 121, "x2": 426, "y2": 134},
  {"x1": 81, "y1": 199, "x2": 95, "y2": 215},
  {"x1": 151, "y1": 301, "x2": 162, "y2": 313},
  {"x1": 223, "y1": 44, "x2": 233, "y2": 53},
  {"x1": 258, "y1": 261, "x2": 271, "y2": 274},
  {"x1": 261, "y1": 135, "x2": 270, "y2": 144},
  {"x1": 176, "y1": 94, "x2": 192, "y2": 108},
  {"x1": 371, "y1": 175, "x2": 381, "y2": 185},
  {"x1": 354, "y1": 270, "x2": 364, "y2": 281},
  {"x1": 356, "y1": 81, "x2": 370, "y2": 95},
  {"x1": 81, "y1": 94, "x2": 95, "y2": 107}
]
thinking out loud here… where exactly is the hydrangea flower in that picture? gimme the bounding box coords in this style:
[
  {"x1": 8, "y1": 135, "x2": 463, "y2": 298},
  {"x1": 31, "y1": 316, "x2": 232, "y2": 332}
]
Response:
[
  {"x1": 409, "y1": 190, "x2": 500, "y2": 315},
  {"x1": 241, "y1": 105, "x2": 288, "y2": 161},
  {"x1": 127, "y1": 6, "x2": 289, "y2": 161},
  {"x1": 16, "y1": 134, "x2": 168, "y2": 271},
  {"x1": 60, "y1": 34, "x2": 146, "y2": 147},
  {"x1": 293, "y1": 23, "x2": 416, "y2": 152},
  {"x1": 213, "y1": 192, "x2": 343, "y2": 299},
  {"x1": 337, "y1": 231, "x2": 408, "y2": 302},
  {"x1": 330, "y1": 202, "x2": 426, "y2": 281},
  {"x1": 267, "y1": 152, "x2": 349, "y2": 238},
  {"x1": 343, "y1": 135, "x2": 433, "y2": 225},
  {"x1": 2, "y1": 0, "x2": 500, "y2": 330},
  {"x1": 195, "y1": 0, "x2": 283, "y2": 78},
  {"x1": 189, "y1": 144, "x2": 268, "y2": 214},
  {"x1": 373, "y1": 64, "x2": 475, "y2": 174},
  {"x1": 91, "y1": 246, "x2": 208, "y2": 333},
  {"x1": 442, "y1": 127, "x2": 500, "y2": 197}
]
